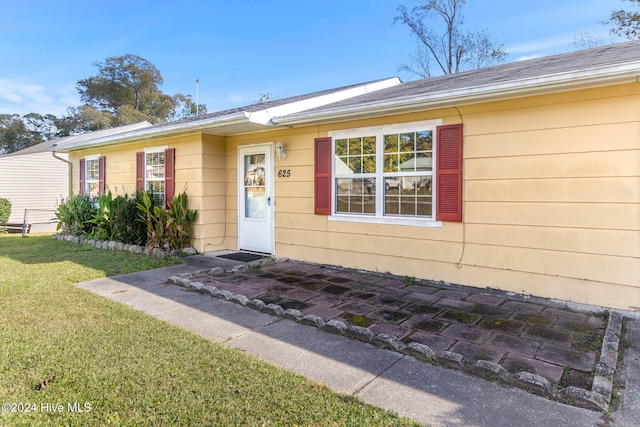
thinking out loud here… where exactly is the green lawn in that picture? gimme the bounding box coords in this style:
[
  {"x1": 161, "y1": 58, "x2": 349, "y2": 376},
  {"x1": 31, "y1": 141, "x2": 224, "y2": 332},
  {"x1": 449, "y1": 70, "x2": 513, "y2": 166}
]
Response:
[{"x1": 0, "y1": 235, "x2": 418, "y2": 426}]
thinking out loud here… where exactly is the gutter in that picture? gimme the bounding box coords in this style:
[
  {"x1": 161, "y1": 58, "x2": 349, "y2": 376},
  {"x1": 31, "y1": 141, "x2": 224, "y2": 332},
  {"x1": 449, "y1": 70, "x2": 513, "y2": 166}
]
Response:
[
  {"x1": 51, "y1": 79, "x2": 402, "y2": 152},
  {"x1": 53, "y1": 111, "x2": 252, "y2": 152},
  {"x1": 273, "y1": 62, "x2": 640, "y2": 126}
]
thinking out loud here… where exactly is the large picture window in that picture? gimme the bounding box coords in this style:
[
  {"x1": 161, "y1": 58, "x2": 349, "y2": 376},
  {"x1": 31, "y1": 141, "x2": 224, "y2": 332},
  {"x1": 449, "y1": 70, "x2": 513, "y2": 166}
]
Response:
[{"x1": 331, "y1": 121, "x2": 437, "y2": 221}]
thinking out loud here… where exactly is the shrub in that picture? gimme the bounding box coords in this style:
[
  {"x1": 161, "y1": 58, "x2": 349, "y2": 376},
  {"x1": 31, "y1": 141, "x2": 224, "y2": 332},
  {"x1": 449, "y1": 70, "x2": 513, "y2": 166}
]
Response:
[
  {"x1": 56, "y1": 189, "x2": 197, "y2": 250},
  {"x1": 86, "y1": 191, "x2": 147, "y2": 245},
  {"x1": 136, "y1": 189, "x2": 168, "y2": 250},
  {"x1": 167, "y1": 192, "x2": 198, "y2": 250},
  {"x1": 55, "y1": 194, "x2": 96, "y2": 236},
  {"x1": 90, "y1": 191, "x2": 120, "y2": 241},
  {"x1": 136, "y1": 189, "x2": 198, "y2": 250},
  {"x1": 0, "y1": 198, "x2": 11, "y2": 223},
  {"x1": 112, "y1": 192, "x2": 147, "y2": 246}
]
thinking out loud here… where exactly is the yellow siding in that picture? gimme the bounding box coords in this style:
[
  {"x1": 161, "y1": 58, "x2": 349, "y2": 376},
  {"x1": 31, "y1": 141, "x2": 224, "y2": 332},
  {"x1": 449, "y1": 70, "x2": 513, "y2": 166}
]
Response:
[
  {"x1": 66, "y1": 82, "x2": 640, "y2": 310},
  {"x1": 197, "y1": 134, "x2": 232, "y2": 251},
  {"x1": 465, "y1": 122, "x2": 640, "y2": 157},
  {"x1": 264, "y1": 83, "x2": 640, "y2": 310},
  {"x1": 465, "y1": 224, "x2": 638, "y2": 258},
  {"x1": 465, "y1": 177, "x2": 639, "y2": 203},
  {"x1": 69, "y1": 133, "x2": 222, "y2": 252}
]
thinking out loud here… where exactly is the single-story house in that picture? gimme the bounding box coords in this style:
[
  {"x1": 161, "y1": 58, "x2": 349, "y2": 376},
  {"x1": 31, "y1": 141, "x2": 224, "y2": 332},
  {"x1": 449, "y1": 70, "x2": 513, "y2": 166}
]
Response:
[
  {"x1": 0, "y1": 122, "x2": 152, "y2": 232},
  {"x1": 53, "y1": 41, "x2": 640, "y2": 311}
]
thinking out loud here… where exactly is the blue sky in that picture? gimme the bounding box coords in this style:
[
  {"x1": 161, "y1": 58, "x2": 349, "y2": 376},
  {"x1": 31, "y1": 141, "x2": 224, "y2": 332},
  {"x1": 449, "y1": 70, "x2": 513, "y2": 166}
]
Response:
[{"x1": 0, "y1": 0, "x2": 627, "y2": 117}]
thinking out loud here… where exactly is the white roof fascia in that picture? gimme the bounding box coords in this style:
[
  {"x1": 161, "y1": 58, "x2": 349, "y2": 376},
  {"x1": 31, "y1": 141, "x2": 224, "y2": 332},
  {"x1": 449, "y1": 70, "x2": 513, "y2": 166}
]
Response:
[
  {"x1": 247, "y1": 77, "x2": 401, "y2": 125},
  {"x1": 53, "y1": 79, "x2": 401, "y2": 152},
  {"x1": 274, "y1": 62, "x2": 640, "y2": 125},
  {"x1": 54, "y1": 111, "x2": 251, "y2": 151},
  {"x1": 56, "y1": 121, "x2": 152, "y2": 147}
]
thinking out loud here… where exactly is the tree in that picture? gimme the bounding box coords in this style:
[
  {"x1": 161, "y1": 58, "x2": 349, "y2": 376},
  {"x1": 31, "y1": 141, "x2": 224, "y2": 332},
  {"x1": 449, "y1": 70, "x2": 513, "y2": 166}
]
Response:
[
  {"x1": 22, "y1": 113, "x2": 62, "y2": 141},
  {"x1": 166, "y1": 94, "x2": 208, "y2": 121},
  {"x1": 572, "y1": 32, "x2": 605, "y2": 50},
  {"x1": 603, "y1": 0, "x2": 640, "y2": 39},
  {"x1": 256, "y1": 92, "x2": 275, "y2": 103},
  {"x1": 55, "y1": 106, "x2": 113, "y2": 135},
  {"x1": 0, "y1": 114, "x2": 42, "y2": 154},
  {"x1": 0, "y1": 54, "x2": 207, "y2": 147},
  {"x1": 76, "y1": 54, "x2": 201, "y2": 125},
  {"x1": 77, "y1": 54, "x2": 162, "y2": 113},
  {"x1": 394, "y1": 0, "x2": 507, "y2": 78}
]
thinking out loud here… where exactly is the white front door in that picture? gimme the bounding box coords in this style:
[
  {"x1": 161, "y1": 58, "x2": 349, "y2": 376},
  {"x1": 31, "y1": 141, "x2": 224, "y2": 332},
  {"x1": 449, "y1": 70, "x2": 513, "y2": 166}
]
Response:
[{"x1": 238, "y1": 144, "x2": 274, "y2": 254}]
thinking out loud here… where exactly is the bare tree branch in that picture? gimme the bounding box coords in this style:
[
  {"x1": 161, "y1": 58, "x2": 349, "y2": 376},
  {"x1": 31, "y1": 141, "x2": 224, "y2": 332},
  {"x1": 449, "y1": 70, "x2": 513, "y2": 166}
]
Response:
[
  {"x1": 603, "y1": 0, "x2": 640, "y2": 39},
  {"x1": 394, "y1": 0, "x2": 507, "y2": 78}
]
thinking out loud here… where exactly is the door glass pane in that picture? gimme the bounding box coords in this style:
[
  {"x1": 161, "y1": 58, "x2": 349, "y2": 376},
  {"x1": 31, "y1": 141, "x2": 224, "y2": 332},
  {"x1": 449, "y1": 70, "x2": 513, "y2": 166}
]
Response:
[
  {"x1": 244, "y1": 154, "x2": 266, "y2": 219},
  {"x1": 245, "y1": 187, "x2": 266, "y2": 218}
]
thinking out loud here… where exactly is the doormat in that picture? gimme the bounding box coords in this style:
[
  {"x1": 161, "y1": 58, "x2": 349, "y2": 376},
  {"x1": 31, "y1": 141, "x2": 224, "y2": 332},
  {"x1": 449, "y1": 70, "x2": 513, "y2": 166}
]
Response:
[{"x1": 216, "y1": 252, "x2": 264, "y2": 263}]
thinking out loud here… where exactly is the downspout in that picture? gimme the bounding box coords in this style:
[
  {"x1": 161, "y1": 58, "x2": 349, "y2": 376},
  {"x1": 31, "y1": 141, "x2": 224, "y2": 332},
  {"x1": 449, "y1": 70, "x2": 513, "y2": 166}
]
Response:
[
  {"x1": 453, "y1": 106, "x2": 466, "y2": 270},
  {"x1": 52, "y1": 151, "x2": 72, "y2": 199}
]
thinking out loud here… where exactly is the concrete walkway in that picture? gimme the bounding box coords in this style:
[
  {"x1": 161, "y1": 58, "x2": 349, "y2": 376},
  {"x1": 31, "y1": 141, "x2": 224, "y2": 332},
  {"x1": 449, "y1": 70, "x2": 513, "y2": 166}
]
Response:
[{"x1": 76, "y1": 256, "x2": 640, "y2": 427}]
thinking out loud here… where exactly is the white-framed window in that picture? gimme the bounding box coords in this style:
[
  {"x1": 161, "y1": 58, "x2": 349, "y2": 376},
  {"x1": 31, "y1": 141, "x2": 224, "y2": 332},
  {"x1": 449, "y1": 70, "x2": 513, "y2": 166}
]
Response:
[
  {"x1": 144, "y1": 146, "x2": 167, "y2": 206},
  {"x1": 85, "y1": 154, "x2": 100, "y2": 198},
  {"x1": 330, "y1": 120, "x2": 441, "y2": 224}
]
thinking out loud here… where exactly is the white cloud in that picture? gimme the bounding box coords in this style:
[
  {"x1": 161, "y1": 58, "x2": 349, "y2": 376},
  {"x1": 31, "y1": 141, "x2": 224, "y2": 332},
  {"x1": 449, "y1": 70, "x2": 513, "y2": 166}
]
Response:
[
  {"x1": 0, "y1": 79, "x2": 78, "y2": 116},
  {"x1": 0, "y1": 80, "x2": 43, "y2": 104},
  {"x1": 506, "y1": 27, "x2": 617, "y2": 61},
  {"x1": 506, "y1": 34, "x2": 576, "y2": 56}
]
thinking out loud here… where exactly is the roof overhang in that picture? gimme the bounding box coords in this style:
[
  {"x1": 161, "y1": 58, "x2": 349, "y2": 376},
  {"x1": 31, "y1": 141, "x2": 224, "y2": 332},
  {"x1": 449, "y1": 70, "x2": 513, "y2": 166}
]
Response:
[
  {"x1": 273, "y1": 61, "x2": 640, "y2": 126},
  {"x1": 53, "y1": 78, "x2": 401, "y2": 152},
  {"x1": 52, "y1": 112, "x2": 267, "y2": 152}
]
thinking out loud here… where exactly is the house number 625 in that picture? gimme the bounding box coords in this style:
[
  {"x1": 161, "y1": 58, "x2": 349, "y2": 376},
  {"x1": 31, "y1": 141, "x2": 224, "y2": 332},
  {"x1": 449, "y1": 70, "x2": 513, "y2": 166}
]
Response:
[{"x1": 278, "y1": 169, "x2": 291, "y2": 178}]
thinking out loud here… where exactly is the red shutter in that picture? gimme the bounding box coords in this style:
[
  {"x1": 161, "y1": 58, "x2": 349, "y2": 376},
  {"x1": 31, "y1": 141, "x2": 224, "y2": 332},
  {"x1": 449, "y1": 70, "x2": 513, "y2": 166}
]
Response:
[
  {"x1": 164, "y1": 148, "x2": 175, "y2": 208},
  {"x1": 314, "y1": 137, "x2": 332, "y2": 215},
  {"x1": 136, "y1": 152, "x2": 145, "y2": 192},
  {"x1": 98, "y1": 156, "x2": 106, "y2": 194},
  {"x1": 79, "y1": 159, "x2": 86, "y2": 195},
  {"x1": 436, "y1": 124, "x2": 463, "y2": 222}
]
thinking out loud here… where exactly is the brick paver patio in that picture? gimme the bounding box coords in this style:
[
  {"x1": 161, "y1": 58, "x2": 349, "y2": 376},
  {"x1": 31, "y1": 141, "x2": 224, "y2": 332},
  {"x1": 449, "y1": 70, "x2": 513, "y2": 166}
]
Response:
[{"x1": 193, "y1": 260, "x2": 606, "y2": 391}]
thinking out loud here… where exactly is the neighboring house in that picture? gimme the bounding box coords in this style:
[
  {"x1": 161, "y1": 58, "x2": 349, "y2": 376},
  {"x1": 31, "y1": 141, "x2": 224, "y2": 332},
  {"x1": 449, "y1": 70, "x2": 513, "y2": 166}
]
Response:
[
  {"x1": 0, "y1": 139, "x2": 69, "y2": 232},
  {"x1": 53, "y1": 41, "x2": 640, "y2": 311},
  {"x1": 0, "y1": 122, "x2": 152, "y2": 232}
]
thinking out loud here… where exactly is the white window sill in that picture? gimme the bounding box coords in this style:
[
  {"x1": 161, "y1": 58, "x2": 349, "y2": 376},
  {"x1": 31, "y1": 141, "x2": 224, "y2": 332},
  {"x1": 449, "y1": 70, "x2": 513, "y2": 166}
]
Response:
[{"x1": 328, "y1": 214, "x2": 443, "y2": 228}]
